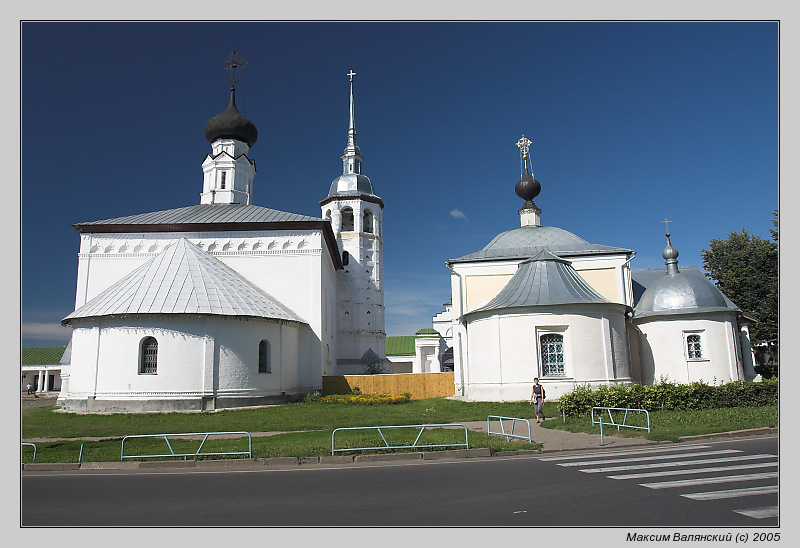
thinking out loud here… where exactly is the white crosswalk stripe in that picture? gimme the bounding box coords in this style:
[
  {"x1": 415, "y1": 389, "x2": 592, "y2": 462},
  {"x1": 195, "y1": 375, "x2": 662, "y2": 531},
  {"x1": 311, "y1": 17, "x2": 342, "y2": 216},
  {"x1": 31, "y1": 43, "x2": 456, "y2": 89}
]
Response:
[
  {"x1": 608, "y1": 461, "x2": 778, "y2": 480},
  {"x1": 579, "y1": 454, "x2": 776, "y2": 473},
  {"x1": 682, "y1": 485, "x2": 778, "y2": 501},
  {"x1": 558, "y1": 449, "x2": 740, "y2": 467},
  {"x1": 640, "y1": 472, "x2": 778, "y2": 489},
  {"x1": 537, "y1": 444, "x2": 714, "y2": 461},
  {"x1": 733, "y1": 506, "x2": 780, "y2": 519}
]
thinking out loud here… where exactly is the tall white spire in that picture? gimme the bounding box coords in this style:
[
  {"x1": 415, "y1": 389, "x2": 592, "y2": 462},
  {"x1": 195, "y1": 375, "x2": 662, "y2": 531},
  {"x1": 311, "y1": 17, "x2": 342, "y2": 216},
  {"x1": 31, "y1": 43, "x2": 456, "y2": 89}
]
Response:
[{"x1": 342, "y1": 69, "x2": 363, "y2": 175}]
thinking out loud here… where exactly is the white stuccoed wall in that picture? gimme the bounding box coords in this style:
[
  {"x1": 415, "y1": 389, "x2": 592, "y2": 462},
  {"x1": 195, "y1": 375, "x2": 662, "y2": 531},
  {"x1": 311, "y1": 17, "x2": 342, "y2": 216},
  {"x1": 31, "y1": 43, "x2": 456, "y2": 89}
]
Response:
[{"x1": 634, "y1": 313, "x2": 743, "y2": 385}]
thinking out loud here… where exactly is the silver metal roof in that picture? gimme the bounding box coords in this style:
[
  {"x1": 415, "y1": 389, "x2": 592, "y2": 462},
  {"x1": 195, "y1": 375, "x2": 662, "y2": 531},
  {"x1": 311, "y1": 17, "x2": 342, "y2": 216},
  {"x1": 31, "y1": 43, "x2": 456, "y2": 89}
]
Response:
[
  {"x1": 468, "y1": 250, "x2": 613, "y2": 316},
  {"x1": 327, "y1": 173, "x2": 376, "y2": 198},
  {"x1": 73, "y1": 203, "x2": 321, "y2": 229},
  {"x1": 632, "y1": 266, "x2": 739, "y2": 319},
  {"x1": 63, "y1": 239, "x2": 305, "y2": 324},
  {"x1": 449, "y1": 225, "x2": 633, "y2": 264}
]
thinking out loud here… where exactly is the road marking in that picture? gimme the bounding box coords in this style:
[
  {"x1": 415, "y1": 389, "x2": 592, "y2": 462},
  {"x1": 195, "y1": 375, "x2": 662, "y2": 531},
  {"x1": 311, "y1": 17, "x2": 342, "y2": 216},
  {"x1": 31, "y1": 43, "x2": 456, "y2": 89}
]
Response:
[
  {"x1": 579, "y1": 454, "x2": 777, "y2": 473},
  {"x1": 537, "y1": 444, "x2": 713, "y2": 461},
  {"x1": 733, "y1": 506, "x2": 779, "y2": 519},
  {"x1": 640, "y1": 472, "x2": 778, "y2": 489},
  {"x1": 608, "y1": 461, "x2": 778, "y2": 480},
  {"x1": 557, "y1": 449, "x2": 740, "y2": 467},
  {"x1": 681, "y1": 485, "x2": 778, "y2": 501}
]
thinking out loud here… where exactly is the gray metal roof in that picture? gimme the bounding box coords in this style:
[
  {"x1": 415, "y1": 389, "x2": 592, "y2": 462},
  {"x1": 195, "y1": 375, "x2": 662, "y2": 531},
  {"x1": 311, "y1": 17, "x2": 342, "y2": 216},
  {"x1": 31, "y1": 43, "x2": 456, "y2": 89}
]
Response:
[
  {"x1": 73, "y1": 203, "x2": 321, "y2": 229},
  {"x1": 449, "y1": 225, "x2": 633, "y2": 264},
  {"x1": 327, "y1": 173, "x2": 377, "y2": 198},
  {"x1": 468, "y1": 250, "x2": 614, "y2": 316},
  {"x1": 632, "y1": 266, "x2": 739, "y2": 319},
  {"x1": 63, "y1": 238, "x2": 305, "y2": 324}
]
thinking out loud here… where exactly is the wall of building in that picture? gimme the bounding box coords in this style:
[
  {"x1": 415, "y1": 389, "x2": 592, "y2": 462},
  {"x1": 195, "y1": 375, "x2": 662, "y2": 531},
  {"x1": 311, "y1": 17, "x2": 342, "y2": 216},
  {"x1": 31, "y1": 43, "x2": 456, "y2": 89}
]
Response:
[
  {"x1": 633, "y1": 313, "x2": 742, "y2": 385},
  {"x1": 462, "y1": 306, "x2": 631, "y2": 401},
  {"x1": 61, "y1": 315, "x2": 307, "y2": 412}
]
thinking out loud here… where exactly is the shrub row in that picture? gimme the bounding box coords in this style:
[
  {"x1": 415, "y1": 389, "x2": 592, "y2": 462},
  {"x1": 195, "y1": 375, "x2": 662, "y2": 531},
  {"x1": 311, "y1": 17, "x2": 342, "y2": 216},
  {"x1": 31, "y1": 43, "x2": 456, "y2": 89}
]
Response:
[
  {"x1": 558, "y1": 378, "x2": 778, "y2": 417},
  {"x1": 319, "y1": 393, "x2": 411, "y2": 405}
]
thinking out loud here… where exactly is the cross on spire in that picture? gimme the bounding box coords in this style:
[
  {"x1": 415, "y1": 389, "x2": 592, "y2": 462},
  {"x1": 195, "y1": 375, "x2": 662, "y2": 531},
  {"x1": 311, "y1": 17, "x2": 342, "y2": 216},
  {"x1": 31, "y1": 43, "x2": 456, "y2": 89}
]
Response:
[
  {"x1": 516, "y1": 135, "x2": 532, "y2": 158},
  {"x1": 661, "y1": 217, "x2": 672, "y2": 236},
  {"x1": 347, "y1": 69, "x2": 356, "y2": 82},
  {"x1": 222, "y1": 51, "x2": 248, "y2": 88}
]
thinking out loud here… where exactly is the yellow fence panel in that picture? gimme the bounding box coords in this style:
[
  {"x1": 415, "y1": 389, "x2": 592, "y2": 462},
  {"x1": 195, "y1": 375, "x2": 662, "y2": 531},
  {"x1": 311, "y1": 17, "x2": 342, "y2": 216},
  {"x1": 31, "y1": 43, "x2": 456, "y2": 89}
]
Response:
[{"x1": 322, "y1": 372, "x2": 455, "y2": 400}]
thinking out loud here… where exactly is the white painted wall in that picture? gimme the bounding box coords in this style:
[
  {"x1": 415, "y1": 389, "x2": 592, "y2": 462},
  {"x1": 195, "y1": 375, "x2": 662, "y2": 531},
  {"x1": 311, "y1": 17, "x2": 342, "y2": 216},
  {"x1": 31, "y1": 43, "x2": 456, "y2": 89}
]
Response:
[
  {"x1": 71, "y1": 229, "x2": 335, "y2": 389},
  {"x1": 462, "y1": 305, "x2": 631, "y2": 401},
  {"x1": 633, "y1": 313, "x2": 743, "y2": 385},
  {"x1": 62, "y1": 315, "x2": 307, "y2": 410}
]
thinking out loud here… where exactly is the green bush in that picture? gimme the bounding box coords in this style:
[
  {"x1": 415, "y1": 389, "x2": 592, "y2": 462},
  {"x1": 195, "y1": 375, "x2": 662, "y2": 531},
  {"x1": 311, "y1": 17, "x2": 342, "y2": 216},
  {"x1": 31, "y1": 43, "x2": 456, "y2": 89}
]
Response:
[{"x1": 558, "y1": 377, "x2": 778, "y2": 417}]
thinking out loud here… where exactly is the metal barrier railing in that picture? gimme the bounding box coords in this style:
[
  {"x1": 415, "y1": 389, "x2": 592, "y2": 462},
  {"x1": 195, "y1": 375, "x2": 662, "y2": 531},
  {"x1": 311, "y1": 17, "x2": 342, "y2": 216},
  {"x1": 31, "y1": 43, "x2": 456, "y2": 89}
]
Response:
[
  {"x1": 22, "y1": 442, "x2": 37, "y2": 462},
  {"x1": 591, "y1": 407, "x2": 651, "y2": 446},
  {"x1": 332, "y1": 423, "x2": 469, "y2": 455},
  {"x1": 487, "y1": 415, "x2": 532, "y2": 443},
  {"x1": 121, "y1": 431, "x2": 253, "y2": 461}
]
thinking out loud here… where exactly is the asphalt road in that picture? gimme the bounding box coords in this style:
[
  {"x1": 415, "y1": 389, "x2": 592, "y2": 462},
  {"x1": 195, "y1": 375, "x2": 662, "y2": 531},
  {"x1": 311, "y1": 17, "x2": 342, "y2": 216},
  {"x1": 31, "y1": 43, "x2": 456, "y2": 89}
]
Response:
[{"x1": 21, "y1": 435, "x2": 779, "y2": 527}]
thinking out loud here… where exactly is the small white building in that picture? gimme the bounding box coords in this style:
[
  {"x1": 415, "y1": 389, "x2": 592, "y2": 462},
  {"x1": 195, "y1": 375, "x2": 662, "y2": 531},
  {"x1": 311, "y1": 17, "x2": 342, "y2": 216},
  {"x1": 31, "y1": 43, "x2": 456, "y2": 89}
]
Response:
[{"x1": 21, "y1": 346, "x2": 68, "y2": 393}]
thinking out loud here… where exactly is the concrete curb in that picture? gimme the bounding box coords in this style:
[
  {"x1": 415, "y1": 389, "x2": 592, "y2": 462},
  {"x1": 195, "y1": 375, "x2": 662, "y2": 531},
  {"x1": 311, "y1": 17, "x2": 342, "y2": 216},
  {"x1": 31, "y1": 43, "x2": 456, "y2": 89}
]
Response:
[
  {"x1": 354, "y1": 452, "x2": 423, "y2": 463},
  {"x1": 678, "y1": 426, "x2": 778, "y2": 441},
  {"x1": 422, "y1": 448, "x2": 491, "y2": 460},
  {"x1": 23, "y1": 463, "x2": 81, "y2": 471}
]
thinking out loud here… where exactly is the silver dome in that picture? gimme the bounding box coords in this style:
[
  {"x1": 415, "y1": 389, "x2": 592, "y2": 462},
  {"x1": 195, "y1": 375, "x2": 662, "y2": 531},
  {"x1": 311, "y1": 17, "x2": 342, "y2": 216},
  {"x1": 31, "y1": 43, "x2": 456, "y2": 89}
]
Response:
[
  {"x1": 327, "y1": 173, "x2": 375, "y2": 198},
  {"x1": 449, "y1": 225, "x2": 633, "y2": 263},
  {"x1": 633, "y1": 268, "x2": 739, "y2": 319}
]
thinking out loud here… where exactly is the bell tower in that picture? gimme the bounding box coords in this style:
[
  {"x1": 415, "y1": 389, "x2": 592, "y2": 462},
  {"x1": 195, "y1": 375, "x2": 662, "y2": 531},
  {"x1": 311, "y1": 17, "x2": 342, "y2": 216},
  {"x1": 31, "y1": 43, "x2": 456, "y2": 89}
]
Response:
[{"x1": 320, "y1": 70, "x2": 386, "y2": 374}]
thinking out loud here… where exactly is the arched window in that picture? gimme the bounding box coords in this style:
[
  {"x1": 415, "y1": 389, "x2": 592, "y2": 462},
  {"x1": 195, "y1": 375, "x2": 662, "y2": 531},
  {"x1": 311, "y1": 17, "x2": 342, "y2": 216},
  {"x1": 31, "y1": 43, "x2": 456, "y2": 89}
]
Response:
[
  {"x1": 259, "y1": 340, "x2": 271, "y2": 373},
  {"x1": 341, "y1": 207, "x2": 354, "y2": 231},
  {"x1": 140, "y1": 337, "x2": 158, "y2": 374},
  {"x1": 363, "y1": 209, "x2": 374, "y2": 233},
  {"x1": 342, "y1": 250, "x2": 350, "y2": 266},
  {"x1": 539, "y1": 333, "x2": 565, "y2": 377}
]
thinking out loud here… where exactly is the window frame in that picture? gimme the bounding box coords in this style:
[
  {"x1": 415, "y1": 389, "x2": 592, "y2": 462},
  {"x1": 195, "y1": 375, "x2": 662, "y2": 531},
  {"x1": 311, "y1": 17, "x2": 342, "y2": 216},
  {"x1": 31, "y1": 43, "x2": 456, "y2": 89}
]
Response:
[
  {"x1": 537, "y1": 328, "x2": 568, "y2": 379},
  {"x1": 139, "y1": 336, "x2": 158, "y2": 375},
  {"x1": 683, "y1": 330, "x2": 708, "y2": 362},
  {"x1": 258, "y1": 340, "x2": 272, "y2": 374}
]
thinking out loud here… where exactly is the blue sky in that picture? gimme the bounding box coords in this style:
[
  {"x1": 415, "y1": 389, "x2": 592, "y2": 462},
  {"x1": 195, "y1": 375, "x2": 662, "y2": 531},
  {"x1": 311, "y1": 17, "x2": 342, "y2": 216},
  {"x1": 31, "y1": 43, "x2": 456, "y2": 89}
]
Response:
[{"x1": 20, "y1": 21, "x2": 779, "y2": 348}]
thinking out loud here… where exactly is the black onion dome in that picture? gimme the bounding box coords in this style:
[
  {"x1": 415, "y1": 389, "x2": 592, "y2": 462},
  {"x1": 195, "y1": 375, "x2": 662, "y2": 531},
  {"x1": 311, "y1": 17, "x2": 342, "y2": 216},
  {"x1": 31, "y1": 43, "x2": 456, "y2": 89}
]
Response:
[
  {"x1": 515, "y1": 167, "x2": 541, "y2": 203},
  {"x1": 204, "y1": 87, "x2": 258, "y2": 147}
]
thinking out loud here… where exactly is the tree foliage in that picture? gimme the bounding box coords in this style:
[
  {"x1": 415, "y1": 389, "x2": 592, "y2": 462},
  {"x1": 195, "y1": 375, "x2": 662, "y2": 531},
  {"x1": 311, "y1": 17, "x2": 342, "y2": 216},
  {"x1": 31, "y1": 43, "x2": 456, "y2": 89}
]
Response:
[{"x1": 701, "y1": 221, "x2": 778, "y2": 347}]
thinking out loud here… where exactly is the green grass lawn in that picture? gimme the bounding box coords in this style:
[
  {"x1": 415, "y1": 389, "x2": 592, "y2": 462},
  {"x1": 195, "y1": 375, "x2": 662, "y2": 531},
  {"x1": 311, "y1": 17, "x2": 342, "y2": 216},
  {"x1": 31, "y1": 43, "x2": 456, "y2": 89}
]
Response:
[
  {"x1": 21, "y1": 398, "x2": 544, "y2": 439},
  {"x1": 21, "y1": 399, "x2": 778, "y2": 463}
]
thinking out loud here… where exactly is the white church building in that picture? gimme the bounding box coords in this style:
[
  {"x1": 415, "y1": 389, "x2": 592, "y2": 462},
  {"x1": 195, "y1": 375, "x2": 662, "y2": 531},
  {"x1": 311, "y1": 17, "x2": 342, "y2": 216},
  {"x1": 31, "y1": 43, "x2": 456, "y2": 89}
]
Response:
[
  {"x1": 426, "y1": 137, "x2": 758, "y2": 401},
  {"x1": 59, "y1": 62, "x2": 385, "y2": 412}
]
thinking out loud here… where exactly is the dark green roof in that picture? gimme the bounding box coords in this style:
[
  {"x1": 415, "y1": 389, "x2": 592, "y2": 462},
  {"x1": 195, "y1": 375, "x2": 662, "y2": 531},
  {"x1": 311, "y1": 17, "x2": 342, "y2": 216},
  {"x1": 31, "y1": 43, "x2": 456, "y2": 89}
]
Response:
[
  {"x1": 385, "y1": 336, "x2": 416, "y2": 356},
  {"x1": 415, "y1": 328, "x2": 440, "y2": 336},
  {"x1": 22, "y1": 347, "x2": 66, "y2": 365}
]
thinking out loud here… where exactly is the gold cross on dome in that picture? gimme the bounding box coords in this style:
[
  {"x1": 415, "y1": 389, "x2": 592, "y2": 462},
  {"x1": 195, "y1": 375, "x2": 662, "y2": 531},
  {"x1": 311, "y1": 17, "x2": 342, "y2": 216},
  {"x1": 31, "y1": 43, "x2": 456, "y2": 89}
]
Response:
[
  {"x1": 516, "y1": 135, "x2": 532, "y2": 157},
  {"x1": 222, "y1": 50, "x2": 248, "y2": 86},
  {"x1": 347, "y1": 69, "x2": 356, "y2": 82},
  {"x1": 661, "y1": 217, "x2": 672, "y2": 235}
]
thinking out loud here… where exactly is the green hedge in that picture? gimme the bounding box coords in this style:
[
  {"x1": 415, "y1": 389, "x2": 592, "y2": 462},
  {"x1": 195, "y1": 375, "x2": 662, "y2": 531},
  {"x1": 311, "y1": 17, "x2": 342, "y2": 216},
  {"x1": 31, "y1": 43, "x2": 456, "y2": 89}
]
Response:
[{"x1": 558, "y1": 378, "x2": 778, "y2": 417}]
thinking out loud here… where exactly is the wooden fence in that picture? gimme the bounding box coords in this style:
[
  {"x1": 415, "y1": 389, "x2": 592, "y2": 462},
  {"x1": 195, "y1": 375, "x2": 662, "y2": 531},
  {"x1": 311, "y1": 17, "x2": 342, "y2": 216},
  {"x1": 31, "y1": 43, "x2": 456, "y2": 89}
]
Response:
[{"x1": 322, "y1": 372, "x2": 455, "y2": 400}]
